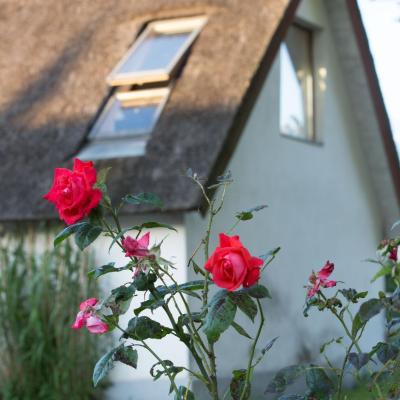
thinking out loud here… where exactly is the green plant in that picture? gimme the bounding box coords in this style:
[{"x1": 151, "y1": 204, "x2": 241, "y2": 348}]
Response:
[{"x1": 0, "y1": 236, "x2": 102, "y2": 400}]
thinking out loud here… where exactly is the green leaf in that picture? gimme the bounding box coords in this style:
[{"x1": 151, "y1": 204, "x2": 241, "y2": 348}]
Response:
[
  {"x1": 240, "y1": 284, "x2": 271, "y2": 299},
  {"x1": 104, "y1": 284, "x2": 136, "y2": 316},
  {"x1": 93, "y1": 346, "x2": 119, "y2": 387},
  {"x1": 74, "y1": 223, "x2": 102, "y2": 250},
  {"x1": 53, "y1": 222, "x2": 87, "y2": 248},
  {"x1": 229, "y1": 292, "x2": 257, "y2": 322},
  {"x1": 352, "y1": 299, "x2": 383, "y2": 336},
  {"x1": 150, "y1": 360, "x2": 183, "y2": 386},
  {"x1": 203, "y1": 290, "x2": 237, "y2": 343},
  {"x1": 305, "y1": 365, "x2": 334, "y2": 399},
  {"x1": 134, "y1": 272, "x2": 157, "y2": 291},
  {"x1": 348, "y1": 353, "x2": 370, "y2": 370},
  {"x1": 235, "y1": 205, "x2": 268, "y2": 221},
  {"x1": 373, "y1": 342, "x2": 399, "y2": 364},
  {"x1": 124, "y1": 316, "x2": 172, "y2": 340},
  {"x1": 175, "y1": 386, "x2": 195, "y2": 400},
  {"x1": 111, "y1": 284, "x2": 136, "y2": 303},
  {"x1": 115, "y1": 346, "x2": 138, "y2": 369},
  {"x1": 359, "y1": 299, "x2": 383, "y2": 323},
  {"x1": 261, "y1": 337, "x2": 279, "y2": 355},
  {"x1": 265, "y1": 365, "x2": 306, "y2": 394},
  {"x1": 230, "y1": 369, "x2": 250, "y2": 400},
  {"x1": 134, "y1": 298, "x2": 165, "y2": 316},
  {"x1": 340, "y1": 289, "x2": 368, "y2": 303},
  {"x1": 231, "y1": 321, "x2": 252, "y2": 339},
  {"x1": 371, "y1": 266, "x2": 393, "y2": 282},
  {"x1": 96, "y1": 167, "x2": 112, "y2": 186},
  {"x1": 259, "y1": 247, "x2": 281, "y2": 263},
  {"x1": 88, "y1": 262, "x2": 117, "y2": 279},
  {"x1": 123, "y1": 193, "x2": 164, "y2": 208},
  {"x1": 140, "y1": 221, "x2": 177, "y2": 231}
]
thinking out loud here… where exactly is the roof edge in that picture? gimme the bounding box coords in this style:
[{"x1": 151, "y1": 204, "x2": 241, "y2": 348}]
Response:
[{"x1": 346, "y1": 1, "x2": 400, "y2": 209}]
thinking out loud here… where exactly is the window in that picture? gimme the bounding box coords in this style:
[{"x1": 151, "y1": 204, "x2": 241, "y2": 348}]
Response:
[
  {"x1": 280, "y1": 24, "x2": 314, "y2": 140},
  {"x1": 79, "y1": 16, "x2": 206, "y2": 160},
  {"x1": 107, "y1": 17, "x2": 207, "y2": 86}
]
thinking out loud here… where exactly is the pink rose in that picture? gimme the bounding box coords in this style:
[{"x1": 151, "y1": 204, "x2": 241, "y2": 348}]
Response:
[
  {"x1": 205, "y1": 233, "x2": 263, "y2": 291},
  {"x1": 307, "y1": 261, "x2": 337, "y2": 298},
  {"x1": 72, "y1": 298, "x2": 108, "y2": 335},
  {"x1": 122, "y1": 232, "x2": 150, "y2": 258}
]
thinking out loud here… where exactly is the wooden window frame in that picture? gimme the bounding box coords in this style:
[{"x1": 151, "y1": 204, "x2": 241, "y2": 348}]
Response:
[{"x1": 107, "y1": 16, "x2": 207, "y2": 86}]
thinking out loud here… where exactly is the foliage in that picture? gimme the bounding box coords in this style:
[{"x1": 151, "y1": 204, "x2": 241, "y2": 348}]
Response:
[
  {"x1": 0, "y1": 238, "x2": 102, "y2": 400},
  {"x1": 48, "y1": 164, "x2": 274, "y2": 400}
]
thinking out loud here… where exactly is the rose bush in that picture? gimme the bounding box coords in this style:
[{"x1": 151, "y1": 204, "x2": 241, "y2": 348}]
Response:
[{"x1": 44, "y1": 159, "x2": 400, "y2": 400}]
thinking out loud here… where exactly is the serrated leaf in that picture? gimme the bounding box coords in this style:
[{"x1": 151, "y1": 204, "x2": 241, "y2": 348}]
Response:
[
  {"x1": 175, "y1": 386, "x2": 195, "y2": 400},
  {"x1": 88, "y1": 262, "x2": 117, "y2": 279},
  {"x1": 134, "y1": 298, "x2": 165, "y2": 316},
  {"x1": 74, "y1": 223, "x2": 102, "y2": 250},
  {"x1": 123, "y1": 193, "x2": 164, "y2": 208},
  {"x1": 229, "y1": 292, "x2": 257, "y2": 322},
  {"x1": 231, "y1": 321, "x2": 252, "y2": 339},
  {"x1": 134, "y1": 272, "x2": 157, "y2": 291},
  {"x1": 359, "y1": 299, "x2": 383, "y2": 323},
  {"x1": 124, "y1": 316, "x2": 172, "y2": 340},
  {"x1": 93, "y1": 346, "x2": 119, "y2": 387},
  {"x1": 374, "y1": 342, "x2": 399, "y2": 364},
  {"x1": 53, "y1": 222, "x2": 87, "y2": 248},
  {"x1": 265, "y1": 365, "x2": 306, "y2": 394},
  {"x1": 203, "y1": 290, "x2": 237, "y2": 343},
  {"x1": 240, "y1": 284, "x2": 271, "y2": 299},
  {"x1": 230, "y1": 369, "x2": 250, "y2": 400},
  {"x1": 305, "y1": 365, "x2": 334, "y2": 399},
  {"x1": 348, "y1": 353, "x2": 370, "y2": 370},
  {"x1": 115, "y1": 346, "x2": 138, "y2": 369},
  {"x1": 235, "y1": 205, "x2": 268, "y2": 221}
]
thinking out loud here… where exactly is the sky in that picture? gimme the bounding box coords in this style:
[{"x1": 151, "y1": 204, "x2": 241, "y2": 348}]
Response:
[{"x1": 358, "y1": 0, "x2": 400, "y2": 148}]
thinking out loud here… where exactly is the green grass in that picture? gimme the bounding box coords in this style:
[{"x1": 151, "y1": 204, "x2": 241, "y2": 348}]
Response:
[{"x1": 0, "y1": 236, "x2": 103, "y2": 400}]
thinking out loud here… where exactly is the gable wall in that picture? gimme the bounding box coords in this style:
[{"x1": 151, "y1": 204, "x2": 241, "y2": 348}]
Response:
[{"x1": 185, "y1": 0, "x2": 384, "y2": 394}]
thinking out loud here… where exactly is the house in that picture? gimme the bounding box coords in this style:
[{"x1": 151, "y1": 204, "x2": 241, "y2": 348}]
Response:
[{"x1": 1, "y1": 0, "x2": 399, "y2": 398}]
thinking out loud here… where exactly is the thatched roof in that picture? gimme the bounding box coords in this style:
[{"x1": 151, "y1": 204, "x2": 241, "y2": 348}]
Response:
[{"x1": 0, "y1": 0, "x2": 398, "y2": 224}]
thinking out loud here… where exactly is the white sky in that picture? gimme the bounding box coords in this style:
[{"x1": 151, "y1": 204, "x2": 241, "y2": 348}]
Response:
[{"x1": 358, "y1": 0, "x2": 400, "y2": 148}]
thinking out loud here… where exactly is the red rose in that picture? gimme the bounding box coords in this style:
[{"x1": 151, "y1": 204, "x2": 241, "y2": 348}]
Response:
[
  {"x1": 44, "y1": 159, "x2": 102, "y2": 225},
  {"x1": 205, "y1": 233, "x2": 263, "y2": 291}
]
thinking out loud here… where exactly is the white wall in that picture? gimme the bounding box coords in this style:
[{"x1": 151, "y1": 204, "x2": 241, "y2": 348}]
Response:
[{"x1": 185, "y1": 0, "x2": 385, "y2": 394}]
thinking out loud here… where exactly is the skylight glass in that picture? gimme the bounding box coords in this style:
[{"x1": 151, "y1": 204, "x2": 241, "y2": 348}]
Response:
[
  {"x1": 107, "y1": 16, "x2": 207, "y2": 86},
  {"x1": 90, "y1": 98, "x2": 159, "y2": 139}
]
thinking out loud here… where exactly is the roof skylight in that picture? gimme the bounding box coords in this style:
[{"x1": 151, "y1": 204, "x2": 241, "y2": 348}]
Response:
[{"x1": 107, "y1": 16, "x2": 207, "y2": 86}]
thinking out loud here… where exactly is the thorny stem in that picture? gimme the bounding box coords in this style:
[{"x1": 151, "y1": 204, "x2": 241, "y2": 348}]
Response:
[
  {"x1": 240, "y1": 299, "x2": 265, "y2": 400},
  {"x1": 320, "y1": 293, "x2": 383, "y2": 399}
]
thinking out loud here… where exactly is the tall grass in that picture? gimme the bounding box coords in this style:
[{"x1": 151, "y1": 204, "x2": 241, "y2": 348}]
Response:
[{"x1": 0, "y1": 237, "x2": 103, "y2": 400}]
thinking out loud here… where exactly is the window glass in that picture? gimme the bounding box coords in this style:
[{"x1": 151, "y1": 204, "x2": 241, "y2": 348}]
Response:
[
  {"x1": 280, "y1": 24, "x2": 314, "y2": 139},
  {"x1": 90, "y1": 97, "x2": 160, "y2": 139},
  {"x1": 116, "y1": 32, "x2": 190, "y2": 75}
]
